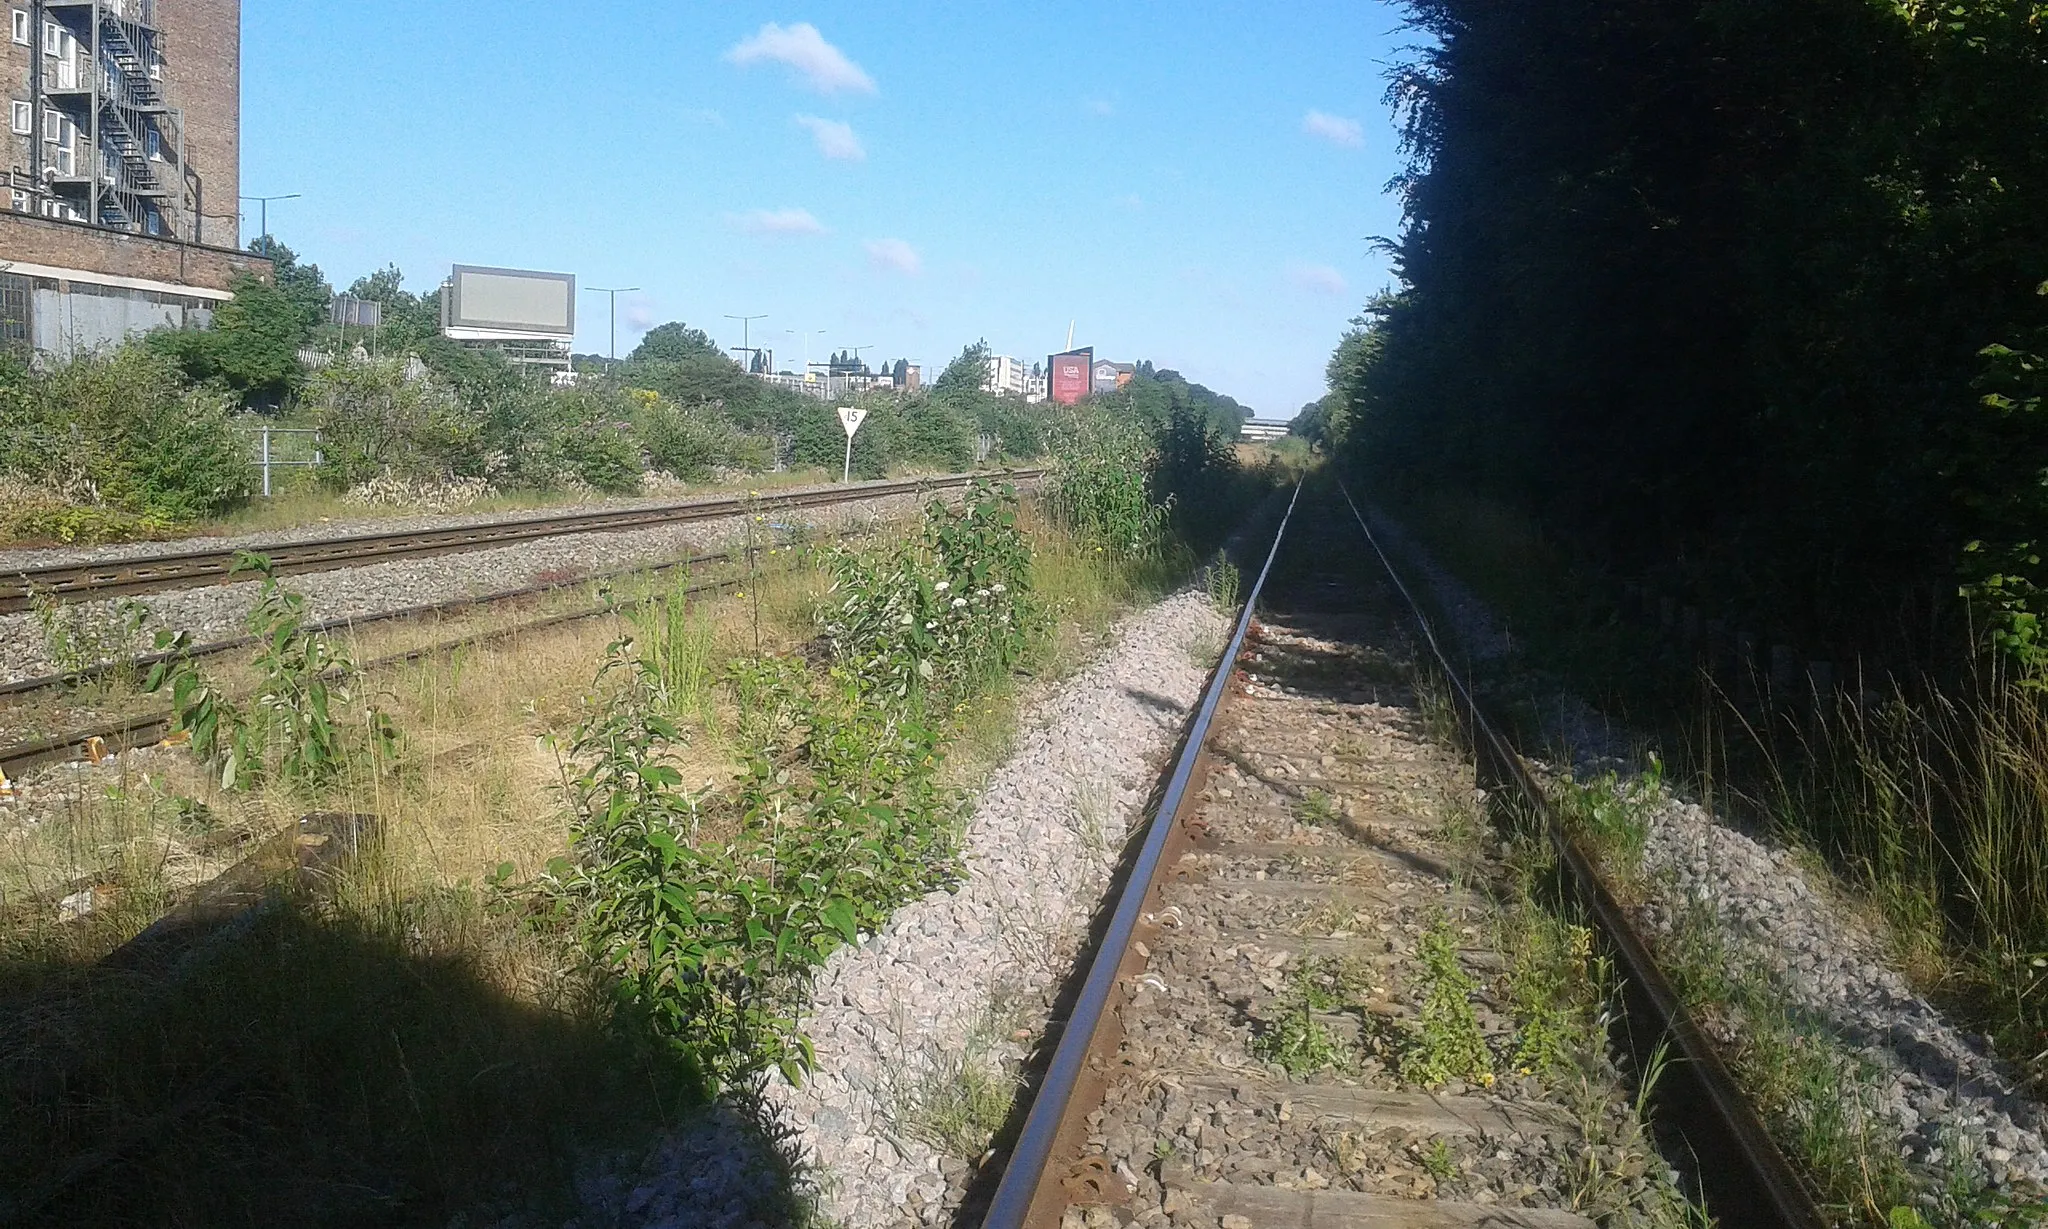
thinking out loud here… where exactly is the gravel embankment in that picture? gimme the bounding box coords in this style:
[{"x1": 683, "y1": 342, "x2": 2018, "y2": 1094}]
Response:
[
  {"x1": 596, "y1": 590, "x2": 1229, "y2": 1229},
  {"x1": 0, "y1": 494, "x2": 930, "y2": 688},
  {"x1": 1366, "y1": 503, "x2": 2048, "y2": 1200}
]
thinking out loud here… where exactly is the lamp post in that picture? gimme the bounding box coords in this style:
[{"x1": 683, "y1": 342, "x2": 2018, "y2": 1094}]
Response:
[
  {"x1": 787, "y1": 328, "x2": 826, "y2": 384},
  {"x1": 724, "y1": 313, "x2": 768, "y2": 370},
  {"x1": 237, "y1": 193, "x2": 300, "y2": 243},
  {"x1": 584, "y1": 286, "x2": 639, "y2": 375}
]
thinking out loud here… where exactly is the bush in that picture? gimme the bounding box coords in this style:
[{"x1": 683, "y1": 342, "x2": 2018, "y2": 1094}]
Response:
[
  {"x1": 635, "y1": 395, "x2": 771, "y2": 481},
  {"x1": 0, "y1": 346, "x2": 252, "y2": 523},
  {"x1": 307, "y1": 358, "x2": 484, "y2": 487}
]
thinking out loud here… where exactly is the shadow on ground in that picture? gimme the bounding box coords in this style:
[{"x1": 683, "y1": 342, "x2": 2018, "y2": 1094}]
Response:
[{"x1": 0, "y1": 884, "x2": 793, "y2": 1228}]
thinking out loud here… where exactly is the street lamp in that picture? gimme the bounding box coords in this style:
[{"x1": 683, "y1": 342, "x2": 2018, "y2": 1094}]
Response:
[
  {"x1": 724, "y1": 313, "x2": 767, "y2": 370},
  {"x1": 787, "y1": 328, "x2": 827, "y2": 382},
  {"x1": 584, "y1": 285, "x2": 640, "y2": 375},
  {"x1": 238, "y1": 193, "x2": 300, "y2": 243}
]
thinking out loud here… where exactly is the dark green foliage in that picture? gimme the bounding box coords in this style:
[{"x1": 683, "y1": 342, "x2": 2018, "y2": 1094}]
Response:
[
  {"x1": 248, "y1": 237, "x2": 334, "y2": 336},
  {"x1": 149, "y1": 273, "x2": 307, "y2": 409},
  {"x1": 636, "y1": 396, "x2": 772, "y2": 480},
  {"x1": 895, "y1": 397, "x2": 976, "y2": 471},
  {"x1": 1340, "y1": 0, "x2": 2048, "y2": 668},
  {"x1": 0, "y1": 346, "x2": 250, "y2": 521},
  {"x1": 630, "y1": 321, "x2": 724, "y2": 364}
]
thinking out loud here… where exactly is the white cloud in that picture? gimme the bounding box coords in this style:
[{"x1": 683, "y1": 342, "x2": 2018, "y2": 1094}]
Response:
[
  {"x1": 726, "y1": 22, "x2": 876, "y2": 95},
  {"x1": 1085, "y1": 96, "x2": 1116, "y2": 117},
  {"x1": 624, "y1": 302, "x2": 658, "y2": 331},
  {"x1": 1289, "y1": 263, "x2": 1348, "y2": 295},
  {"x1": 1302, "y1": 109, "x2": 1364, "y2": 148},
  {"x1": 734, "y1": 207, "x2": 827, "y2": 236},
  {"x1": 864, "y1": 238, "x2": 922, "y2": 276},
  {"x1": 795, "y1": 115, "x2": 865, "y2": 161}
]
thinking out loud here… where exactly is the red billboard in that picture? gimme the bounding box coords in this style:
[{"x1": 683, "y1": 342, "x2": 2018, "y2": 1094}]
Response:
[{"x1": 1048, "y1": 347, "x2": 1093, "y2": 406}]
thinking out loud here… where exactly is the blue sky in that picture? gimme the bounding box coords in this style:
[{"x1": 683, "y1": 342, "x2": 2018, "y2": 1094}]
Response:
[{"x1": 244, "y1": 1, "x2": 1415, "y2": 418}]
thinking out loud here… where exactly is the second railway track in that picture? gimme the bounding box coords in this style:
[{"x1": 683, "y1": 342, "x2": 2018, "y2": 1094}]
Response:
[
  {"x1": 0, "y1": 469, "x2": 1041, "y2": 613},
  {"x1": 981, "y1": 483, "x2": 1827, "y2": 1229}
]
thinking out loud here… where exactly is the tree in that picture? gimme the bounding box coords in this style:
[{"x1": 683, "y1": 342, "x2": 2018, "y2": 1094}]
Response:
[
  {"x1": 629, "y1": 322, "x2": 721, "y2": 365},
  {"x1": 935, "y1": 340, "x2": 991, "y2": 397},
  {"x1": 148, "y1": 273, "x2": 306, "y2": 410},
  {"x1": 345, "y1": 266, "x2": 442, "y2": 350},
  {"x1": 247, "y1": 237, "x2": 332, "y2": 335}
]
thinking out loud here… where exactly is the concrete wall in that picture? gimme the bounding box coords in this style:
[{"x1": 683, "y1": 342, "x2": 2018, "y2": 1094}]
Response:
[{"x1": 31, "y1": 280, "x2": 213, "y2": 356}]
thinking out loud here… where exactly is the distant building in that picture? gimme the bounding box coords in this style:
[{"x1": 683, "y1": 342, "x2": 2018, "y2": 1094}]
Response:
[
  {"x1": 1240, "y1": 419, "x2": 1292, "y2": 443},
  {"x1": 754, "y1": 369, "x2": 894, "y2": 401},
  {"x1": 0, "y1": 0, "x2": 262, "y2": 358},
  {"x1": 1091, "y1": 359, "x2": 1134, "y2": 395},
  {"x1": 983, "y1": 353, "x2": 1029, "y2": 397}
]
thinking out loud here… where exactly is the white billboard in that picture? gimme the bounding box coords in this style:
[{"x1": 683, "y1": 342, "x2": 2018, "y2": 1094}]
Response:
[{"x1": 443, "y1": 265, "x2": 576, "y2": 338}]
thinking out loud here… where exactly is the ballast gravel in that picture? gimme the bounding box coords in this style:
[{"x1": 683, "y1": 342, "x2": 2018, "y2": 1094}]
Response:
[
  {"x1": 600, "y1": 590, "x2": 1230, "y2": 1229},
  {"x1": 1365, "y1": 503, "x2": 2048, "y2": 1202},
  {"x1": 0, "y1": 493, "x2": 930, "y2": 688}
]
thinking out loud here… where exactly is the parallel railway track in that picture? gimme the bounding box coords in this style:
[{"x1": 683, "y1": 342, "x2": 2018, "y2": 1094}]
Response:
[
  {"x1": 981, "y1": 483, "x2": 1827, "y2": 1229},
  {"x1": 0, "y1": 469, "x2": 1041, "y2": 614}
]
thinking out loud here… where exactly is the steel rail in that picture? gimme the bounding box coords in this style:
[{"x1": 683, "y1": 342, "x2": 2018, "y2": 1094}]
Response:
[
  {"x1": 980, "y1": 479, "x2": 1303, "y2": 1229},
  {"x1": 0, "y1": 520, "x2": 858, "y2": 699},
  {"x1": 0, "y1": 468, "x2": 1043, "y2": 613},
  {"x1": 0, "y1": 568, "x2": 755, "y2": 779},
  {"x1": 1333, "y1": 479, "x2": 1829, "y2": 1229}
]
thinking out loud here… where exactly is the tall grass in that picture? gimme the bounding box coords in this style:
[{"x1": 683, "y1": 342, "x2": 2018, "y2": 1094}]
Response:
[
  {"x1": 628, "y1": 573, "x2": 723, "y2": 733},
  {"x1": 1729, "y1": 666, "x2": 2048, "y2": 1075}
]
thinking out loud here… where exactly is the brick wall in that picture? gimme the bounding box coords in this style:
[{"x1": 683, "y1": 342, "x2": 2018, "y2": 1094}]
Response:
[
  {"x1": 4, "y1": 4, "x2": 31, "y2": 187},
  {"x1": 0, "y1": 210, "x2": 269, "y2": 291},
  {"x1": 159, "y1": 0, "x2": 240, "y2": 248}
]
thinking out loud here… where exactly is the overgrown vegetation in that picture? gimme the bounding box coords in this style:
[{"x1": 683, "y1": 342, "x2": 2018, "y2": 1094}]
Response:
[
  {"x1": 1311, "y1": 4, "x2": 2048, "y2": 1206},
  {"x1": 1, "y1": 238, "x2": 1276, "y2": 545}
]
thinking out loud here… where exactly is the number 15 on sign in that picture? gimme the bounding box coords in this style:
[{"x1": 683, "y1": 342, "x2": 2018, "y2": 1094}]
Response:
[{"x1": 837, "y1": 406, "x2": 867, "y2": 483}]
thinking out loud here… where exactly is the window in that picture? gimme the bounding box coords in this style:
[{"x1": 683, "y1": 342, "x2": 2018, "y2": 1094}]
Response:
[
  {"x1": 42, "y1": 21, "x2": 59, "y2": 55},
  {"x1": 42, "y1": 108, "x2": 58, "y2": 142},
  {"x1": 145, "y1": 128, "x2": 160, "y2": 160},
  {"x1": 9, "y1": 189, "x2": 25, "y2": 213},
  {"x1": 9, "y1": 101, "x2": 27, "y2": 136},
  {"x1": 10, "y1": 10, "x2": 26, "y2": 45},
  {"x1": 143, "y1": 209, "x2": 160, "y2": 235},
  {"x1": 53, "y1": 145, "x2": 73, "y2": 176}
]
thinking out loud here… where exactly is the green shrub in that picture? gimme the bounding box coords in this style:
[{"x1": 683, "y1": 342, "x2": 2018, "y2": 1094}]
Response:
[
  {"x1": 0, "y1": 346, "x2": 251, "y2": 523},
  {"x1": 308, "y1": 357, "x2": 485, "y2": 486},
  {"x1": 636, "y1": 395, "x2": 771, "y2": 480}
]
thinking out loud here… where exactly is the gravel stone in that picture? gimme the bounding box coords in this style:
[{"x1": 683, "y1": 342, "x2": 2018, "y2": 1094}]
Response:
[{"x1": 0, "y1": 490, "x2": 944, "y2": 687}]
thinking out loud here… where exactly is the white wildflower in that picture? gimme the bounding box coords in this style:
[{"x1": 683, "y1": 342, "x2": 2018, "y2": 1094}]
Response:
[
  {"x1": 925, "y1": 621, "x2": 937, "y2": 630},
  {"x1": 933, "y1": 580, "x2": 950, "y2": 592},
  {"x1": 975, "y1": 588, "x2": 990, "y2": 598},
  {"x1": 992, "y1": 584, "x2": 1006, "y2": 594},
  {"x1": 952, "y1": 597, "x2": 968, "y2": 609}
]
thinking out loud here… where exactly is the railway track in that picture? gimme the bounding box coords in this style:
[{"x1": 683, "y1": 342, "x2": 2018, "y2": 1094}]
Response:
[
  {"x1": 0, "y1": 469, "x2": 1041, "y2": 614},
  {"x1": 981, "y1": 484, "x2": 1827, "y2": 1229},
  {"x1": 0, "y1": 563, "x2": 757, "y2": 780}
]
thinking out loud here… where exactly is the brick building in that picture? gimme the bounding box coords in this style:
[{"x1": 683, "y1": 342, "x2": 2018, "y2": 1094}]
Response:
[{"x1": 0, "y1": 0, "x2": 258, "y2": 357}]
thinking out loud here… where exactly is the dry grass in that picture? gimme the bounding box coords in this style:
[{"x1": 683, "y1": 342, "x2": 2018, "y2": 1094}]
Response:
[{"x1": 0, "y1": 499, "x2": 1169, "y2": 1222}]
